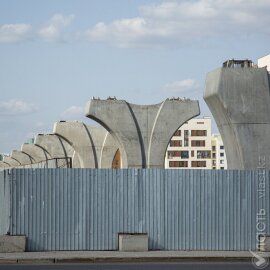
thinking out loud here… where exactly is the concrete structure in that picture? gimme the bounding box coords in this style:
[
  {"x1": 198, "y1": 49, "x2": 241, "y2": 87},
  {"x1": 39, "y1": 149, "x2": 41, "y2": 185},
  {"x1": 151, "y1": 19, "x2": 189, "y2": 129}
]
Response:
[
  {"x1": 165, "y1": 117, "x2": 212, "y2": 169},
  {"x1": 211, "y1": 134, "x2": 227, "y2": 170},
  {"x1": 258, "y1": 54, "x2": 270, "y2": 72},
  {"x1": 10, "y1": 150, "x2": 33, "y2": 166},
  {"x1": 21, "y1": 143, "x2": 52, "y2": 163},
  {"x1": 3, "y1": 156, "x2": 20, "y2": 167},
  {"x1": 85, "y1": 98, "x2": 200, "y2": 168},
  {"x1": 118, "y1": 234, "x2": 148, "y2": 252},
  {"x1": 34, "y1": 134, "x2": 75, "y2": 167},
  {"x1": 0, "y1": 161, "x2": 9, "y2": 168},
  {"x1": 0, "y1": 236, "x2": 26, "y2": 253},
  {"x1": 204, "y1": 59, "x2": 270, "y2": 169},
  {"x1": 53, "y1": 121, "x2": 118, "y2": 168}
]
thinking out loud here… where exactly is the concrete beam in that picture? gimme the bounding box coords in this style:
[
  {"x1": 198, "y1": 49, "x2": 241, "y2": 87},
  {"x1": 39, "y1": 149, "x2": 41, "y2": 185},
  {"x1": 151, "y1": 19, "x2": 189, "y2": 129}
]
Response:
[
  {"x1": 34, "y1": 134, "x2": 74, "y2": 164},
  {"x1": 85, "y1": 98, "x2": 200, "y2": 168},
  {"x1": 53, "y1": 121, "x2": 118, "y2": 168},
  {"x1": 11, "y1": 150, "x2": 33, "y2": 166},
  {"x1": 204, "y1": 66, "x2": 270, "y2": 169},
  {"x1": 3, "y1": 156, "x2": 20, "y2": 167},
  {"x1": 21, "y1": 143, "x2": 51, "y2": 163}
]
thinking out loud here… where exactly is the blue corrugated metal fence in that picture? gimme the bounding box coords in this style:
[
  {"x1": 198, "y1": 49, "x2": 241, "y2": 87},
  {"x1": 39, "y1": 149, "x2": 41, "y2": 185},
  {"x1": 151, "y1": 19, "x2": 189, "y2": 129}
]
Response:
[{"x1": 0, "y1": 169, "x2": 269, "y2": 251}]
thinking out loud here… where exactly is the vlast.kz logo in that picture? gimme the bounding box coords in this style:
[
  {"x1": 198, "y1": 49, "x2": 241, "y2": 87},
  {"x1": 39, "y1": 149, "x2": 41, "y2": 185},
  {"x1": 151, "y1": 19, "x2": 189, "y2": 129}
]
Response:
[{"x1": 250, "y1": 250, "x2": 269, "y2": 269}]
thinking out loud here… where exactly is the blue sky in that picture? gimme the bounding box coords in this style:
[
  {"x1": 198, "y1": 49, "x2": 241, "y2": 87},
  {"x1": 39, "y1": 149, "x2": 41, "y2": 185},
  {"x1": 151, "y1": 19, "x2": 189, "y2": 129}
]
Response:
[{"x1": 1, "y1": 0, "x2": 270, "y2": 153}]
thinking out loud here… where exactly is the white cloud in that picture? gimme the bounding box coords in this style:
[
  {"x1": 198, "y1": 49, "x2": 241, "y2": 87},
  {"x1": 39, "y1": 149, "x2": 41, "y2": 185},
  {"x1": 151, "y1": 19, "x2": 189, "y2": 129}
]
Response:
[
  {"x1": 0, "y1": 99, "x2": 38, "y2": 115},
  {"x1": 86, "y1": 0, "x2": 270, "y2": 47},
  {"x1": 39, "y1": 14, "x2": 75, "y2": 42},
  {"x1": 61, "y1": 105, "x2": 83, "y2": 119},
  {"x1": 0, "y1": 24, "x2": 32, "y2": 43},
  {"x1": 163, "y1": 79, "x2": 199, "y2": 93}
]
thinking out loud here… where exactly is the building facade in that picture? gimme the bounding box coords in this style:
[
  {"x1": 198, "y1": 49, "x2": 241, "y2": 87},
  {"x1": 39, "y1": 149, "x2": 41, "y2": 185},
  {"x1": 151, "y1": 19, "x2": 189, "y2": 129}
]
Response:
[
  {"x1": 211, "y1": 134, "x2": 227, "y2": 170},
  {"x1": 258, "y1": 54, "x2": 270, "y2": 72},
  {"x1": 165, "y1": 117, "x2": 227, "y2": 169}
]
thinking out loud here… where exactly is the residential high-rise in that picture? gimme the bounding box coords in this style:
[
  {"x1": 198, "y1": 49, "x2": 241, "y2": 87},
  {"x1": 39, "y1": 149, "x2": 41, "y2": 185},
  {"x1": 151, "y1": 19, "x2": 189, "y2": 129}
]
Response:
[
  {"x1": 211, "y1": 134, "x2": 227, "y2": 170},
  {"x1": 165, "y1": 117, "x2": 227, "y2": 169}
]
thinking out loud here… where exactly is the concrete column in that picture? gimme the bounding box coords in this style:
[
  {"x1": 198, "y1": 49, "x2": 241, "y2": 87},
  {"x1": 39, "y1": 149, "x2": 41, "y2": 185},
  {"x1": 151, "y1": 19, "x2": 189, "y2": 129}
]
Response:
[
  {"x1": 53, "y1": 121, "x2": 118, "y2": 168},
  {"x1": 100, "y1": 131, "x2": 119, "y2": 168},
  {"x1": 34, "y1": 134, "x2": 75, "y2": 166},
  {"x1": 0, "y1": 161, "x2": 10, "y2": 168},
  {"x1": 21, "y1": 143, "x2": 51, "y2": 163},
  {"x1": 3, "y1": 156, "x2": 20, "y2": 167},
  {"x1": 204, "y1": 66, "x2": 270, "y2": 169},
  {"x1": 85, "y1": 98, "x2": 200, "y2": 168},
  {"x1": 11, "y1": 150, "x2": 33, "y2": 166}
]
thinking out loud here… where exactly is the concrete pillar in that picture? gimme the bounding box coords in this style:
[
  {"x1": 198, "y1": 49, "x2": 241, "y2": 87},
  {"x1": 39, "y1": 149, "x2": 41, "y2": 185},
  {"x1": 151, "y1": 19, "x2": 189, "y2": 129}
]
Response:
[
  {"x1": 100, "y1": 131, "x2": 119, "y2": 168},
  {"x1": 21, "y1": 143, "x2": 51, "y2": 163},
  {"x1": 53, "y1": 121, "x2": 118, "y2": 168},
  {"x1": 11, "y1": 150, "x2": 33, "y2": 166},
  {"x1": 85, "y1": 98, "x2": 200, "y2": 168},
  {"x1": 3, "y1": 156, "x2": 20, "y2": 167},
  {"x1": 0, "y1": 161, "x2": 10, "y2": 168},
  {"x1": 204, "y1": 65, "x2": 270, "y2": 169},
  {"x1": 34, "y1": 134, "x2": 75, "y2": 167}
]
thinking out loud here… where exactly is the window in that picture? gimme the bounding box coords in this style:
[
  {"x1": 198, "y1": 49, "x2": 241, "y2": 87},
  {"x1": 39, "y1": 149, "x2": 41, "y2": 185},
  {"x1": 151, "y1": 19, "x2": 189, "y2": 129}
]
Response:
[
  {"x1": 191, "y1": 140, "x2": 205, "y2": 147},
  {"x1": 220, "y1": 152, "x2": 224, "y2": 157},
  {"x1": 170, "y1": 140, "x2": 182, "y2": 147},
  {"x1": 173, "y1": 130, "x2": 181, "y2": 136},
  {"x1": 213, "y1": 167, "x2": 216, "y2": 170},
  {"x1": 220, "y1": 145, "x2": 224, "y2": 150},
  {"x1": 181, "y1": 151, "x2": 189, "y2": 159},
  {"x1": 167, "y1": 151, "x2": 181, "y2": 158},
  {"x1": 169, "y1": 161, "x2": 188, "y2": 168},
  {"x1": 212, "y1": 160, "x2": 216, "y2": 166},
  {"x1": 212, "y1": 146, "x2": 216, "y2": 151},
  {"x1": 220, "y1": 167, "x2": 224, "y2": 170},
  {"x1": 220, "y1": 160, "x2": 224, "y2": 165},
  {"x1": 191, "y1": 150, "x2": 194, "y2": 157},
  {"x1": 191, "y1": 130, "x2": 207, "y2": 136},
  {"x1": 212, "y1": 153, "x2": 216, "y2": 158},
  {"x1": 191, "y1": 161, "x2": 206, "y2": 167},
  {"x1": 184, "y1": 130, "x2": 189, "y2": 136},
  {"x1": 184, "y1": 139, "x2": 189, "y2": 147},
  {"x1": 197, "y1": 150, "x2": 211, "y2": 159}
]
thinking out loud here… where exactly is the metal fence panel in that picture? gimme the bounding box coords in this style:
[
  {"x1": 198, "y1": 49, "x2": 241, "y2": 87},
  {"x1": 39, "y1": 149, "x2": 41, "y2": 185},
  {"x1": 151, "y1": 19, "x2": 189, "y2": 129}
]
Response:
[
  {"x1": 6, "y1": 168, "x2": 270, "y2": 251},
  {"x1": 0, "y1": 170, "x2": 10, "y2": 235}
]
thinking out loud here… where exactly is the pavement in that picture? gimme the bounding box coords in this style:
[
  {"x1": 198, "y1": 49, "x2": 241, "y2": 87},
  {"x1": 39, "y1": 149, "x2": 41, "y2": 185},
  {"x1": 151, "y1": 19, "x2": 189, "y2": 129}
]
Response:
[{"x1": 0, "y1": 251, "x2": 262, "y2": 264}]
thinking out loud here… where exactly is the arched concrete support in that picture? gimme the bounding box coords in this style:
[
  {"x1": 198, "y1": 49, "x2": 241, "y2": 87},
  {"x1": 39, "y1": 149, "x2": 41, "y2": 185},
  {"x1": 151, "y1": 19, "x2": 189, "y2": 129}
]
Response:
[
  {"x1": 100, "y1": 132, "x2": 119, "y2": 168},
  {"x1": 11, "y1": 150, "x2": 33, "y2": 166},
  {"x1": 21, "y1": 143, "x2": 51, "y2": 163},
  {"x1": 85, "y1": 98, "x2": 200, "y2": 168},
  {"x1": 34, "y1": 134, "x2": 74, "y2": 165},
  {"x1": 0, "y1": 161, "x2": 10, "y2": 168},
  {"x1": 53, "y1": 121, "x2": 118, "y2": 168},
  {"x1": 3, "y1": 156, "x2": 20, "y2": 167},
  {"x1": 204, "y1": 66, "x2": 270, "y2": 169}
]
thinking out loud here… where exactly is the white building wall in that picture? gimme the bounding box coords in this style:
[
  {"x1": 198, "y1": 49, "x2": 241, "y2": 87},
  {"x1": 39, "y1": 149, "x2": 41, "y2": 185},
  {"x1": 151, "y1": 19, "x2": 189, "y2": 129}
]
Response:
[
  {"x1": 165, "y1": 117, "x2": 212, "y2": 169},
  {"x1": 211, "y1": 134, "x2": 227, "y2": 170},
  {"x1": 258, "y1": 54, "x2": 270, "y2": 72},
  {"x1": 165, "y1": 117, "x2": 227, "y2": 170}
]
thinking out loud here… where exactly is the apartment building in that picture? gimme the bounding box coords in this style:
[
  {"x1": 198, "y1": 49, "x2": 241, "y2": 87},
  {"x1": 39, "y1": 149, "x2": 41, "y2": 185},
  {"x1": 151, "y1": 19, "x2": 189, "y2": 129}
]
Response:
[
  {"x1": 258, "y1": 54, "x2": 270, "y2": 72},
  {"x1": 165, "y1": 117, "x2": 212, "y2": 169},
  {"x1": 165, "y1": 117, "x2": 227, "y2": 169},
  {"x1": 211, "y1": 134, "x2": 227, "y2": 170}
]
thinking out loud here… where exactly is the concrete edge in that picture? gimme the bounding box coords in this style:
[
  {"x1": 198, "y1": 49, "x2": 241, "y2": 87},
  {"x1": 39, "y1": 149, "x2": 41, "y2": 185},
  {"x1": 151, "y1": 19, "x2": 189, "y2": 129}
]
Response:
[{"x1": 0, "y1": 256, "x2": 254, "y2": 265}]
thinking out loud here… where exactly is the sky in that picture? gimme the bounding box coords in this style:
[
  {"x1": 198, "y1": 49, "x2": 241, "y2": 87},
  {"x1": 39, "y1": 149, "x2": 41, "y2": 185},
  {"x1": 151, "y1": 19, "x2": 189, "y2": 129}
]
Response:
[{"x1": 1, "y1": 0, "x2": 270, "y2": 153}]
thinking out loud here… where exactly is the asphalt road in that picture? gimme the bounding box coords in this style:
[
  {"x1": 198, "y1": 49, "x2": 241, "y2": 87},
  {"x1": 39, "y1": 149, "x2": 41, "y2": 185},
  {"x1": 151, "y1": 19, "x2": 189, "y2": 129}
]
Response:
[{"x1": 0, "y1": 262, "x2": 269, "y2": 270}]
